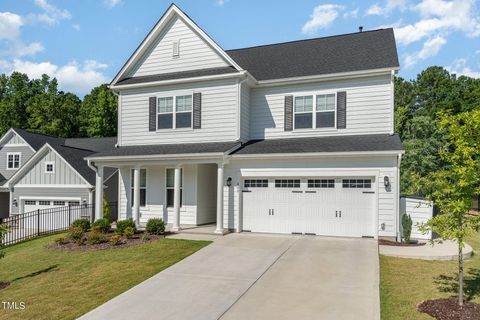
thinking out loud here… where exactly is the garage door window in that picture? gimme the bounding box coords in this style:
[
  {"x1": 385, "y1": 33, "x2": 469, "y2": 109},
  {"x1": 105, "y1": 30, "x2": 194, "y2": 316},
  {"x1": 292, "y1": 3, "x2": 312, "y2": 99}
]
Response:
[
  {"x1": 39, "y1": 201, "x2": 50, "y2": 206},
  {"x1": 308, "y1": 179, "x2": 335, "y2": 188},
  {"x1": 25, "y1": 200, "x2": 36, "y2": 205},
  {"x1": 275, "y1": 179, "x2": 300, "y2": 188},
  {"x1": 53, "y1": 201, "x2": 65, "y2": 206},
  {"x1": 342, "y1": 179, "x2": 372, "y2": 188},
  {"x1": 244, "y1": 179, "x2": 268, "y2": 188}
]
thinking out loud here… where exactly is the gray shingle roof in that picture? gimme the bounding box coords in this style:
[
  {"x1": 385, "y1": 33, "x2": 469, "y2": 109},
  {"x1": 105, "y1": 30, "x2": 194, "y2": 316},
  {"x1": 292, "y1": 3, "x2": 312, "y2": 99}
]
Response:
[
  {"x1": 90, "y1": 141, "x2": 241, "y2": 158},
  {"x1": 226, "y1": 28, "x2": 399, "y2": 81},
  {"x1": 116, "y1": 67, "x2": 239, "y2": 86},
  {"x1": 232, "y1": 134, "x2": 403, "y2": 155},
  {"x1": 12, "y1": 129, "x2": 117, "y2": 185}
]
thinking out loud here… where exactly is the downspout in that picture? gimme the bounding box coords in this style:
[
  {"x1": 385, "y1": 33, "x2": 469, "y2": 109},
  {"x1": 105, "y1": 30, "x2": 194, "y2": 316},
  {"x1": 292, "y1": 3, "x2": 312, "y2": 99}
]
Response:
[
  {"x1": 87, "y1": 159, "x2": 98, "y2": 201},
  {"x1": 236, "y1": 77, "x2": 248, "y2": 142},
  {"x1": 396, "y1": 153, "x2": 402, "y2": 242}
]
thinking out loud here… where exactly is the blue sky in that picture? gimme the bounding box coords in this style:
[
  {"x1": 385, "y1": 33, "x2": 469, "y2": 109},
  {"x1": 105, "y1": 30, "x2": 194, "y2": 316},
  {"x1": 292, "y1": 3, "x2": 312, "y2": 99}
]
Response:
[{"x1": 0, "y1": 0, "x2": 479, "y2": 96}]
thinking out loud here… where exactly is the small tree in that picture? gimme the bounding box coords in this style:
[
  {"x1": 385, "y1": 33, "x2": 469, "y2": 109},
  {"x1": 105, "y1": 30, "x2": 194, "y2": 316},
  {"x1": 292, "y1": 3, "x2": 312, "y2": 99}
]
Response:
[
  {"x1": 0, "y1": 224, "x2": 8, "y2": 259},
  {"x1": 102, "y1": 194, "x2": 110, "y2": 221},
  {"x1": 416, "y1": 109, "x2": 480, "y2": 307},
  {"x1": 402, "y1": 214, "x2": 413, "y2": 243}
]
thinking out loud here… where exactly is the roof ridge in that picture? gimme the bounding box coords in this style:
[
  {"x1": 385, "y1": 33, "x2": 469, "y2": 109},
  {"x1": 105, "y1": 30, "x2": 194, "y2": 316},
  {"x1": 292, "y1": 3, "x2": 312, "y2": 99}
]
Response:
[
  {"x1": 226, "y1": 28, "x2": 393, "y2": 52},
  {"x1": 13, "y1": 128, "x2": 63, "y2": 140}
]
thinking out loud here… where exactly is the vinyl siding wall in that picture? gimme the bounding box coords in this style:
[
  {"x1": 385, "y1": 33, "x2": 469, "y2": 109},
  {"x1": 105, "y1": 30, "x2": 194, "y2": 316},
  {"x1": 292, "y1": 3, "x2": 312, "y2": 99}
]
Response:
[
  {"x1": 0, "y1": 133, "x2": 35, "y2": 180},
  {"x1": 119, "y1": 79, "x2": 239, "y2": 146},
  {"x1": 129, "y1": 16, "x2": 228, "y2": 77},
  {"x1": 16, "y1": 149, "x2": 88, "y2": 186},
  {"x1": 249, "y1": 74, "x2": 393, "y2": 139},
  {"x1": 223, "y1": 155, "x2": 398, "y2": 237}
]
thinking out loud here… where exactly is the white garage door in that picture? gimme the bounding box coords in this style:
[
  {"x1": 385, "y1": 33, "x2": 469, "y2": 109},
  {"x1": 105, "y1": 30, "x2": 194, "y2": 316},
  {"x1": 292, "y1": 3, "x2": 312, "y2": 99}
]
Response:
[{"x1": 242, "y1": 178, "x2": 375, "y2": 237}]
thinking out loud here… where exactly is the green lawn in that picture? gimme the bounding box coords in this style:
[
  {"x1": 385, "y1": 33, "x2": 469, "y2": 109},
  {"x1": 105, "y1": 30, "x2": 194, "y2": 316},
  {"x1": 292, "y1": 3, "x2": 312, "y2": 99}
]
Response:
[
  {"x1": 0, "y1": 234, "x2": 210, "y2": 320},
  {"x1": 380, "y1": 232, "x2": 480, "y2": 319}
]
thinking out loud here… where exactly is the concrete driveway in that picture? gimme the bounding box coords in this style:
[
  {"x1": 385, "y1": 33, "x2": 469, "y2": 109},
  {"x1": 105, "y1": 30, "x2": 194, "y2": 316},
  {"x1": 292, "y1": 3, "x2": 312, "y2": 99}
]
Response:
[{"x1": 79, "y1": 234, "x2": 379, "y2": 320}]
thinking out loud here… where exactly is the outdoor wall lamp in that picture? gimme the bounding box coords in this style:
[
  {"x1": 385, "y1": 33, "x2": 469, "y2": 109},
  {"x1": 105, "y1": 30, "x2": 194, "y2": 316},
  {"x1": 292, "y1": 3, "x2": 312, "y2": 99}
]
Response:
[
  {"x1": 384, "y1": 176, "x2": 390, "y2": 187},
  {"x1": 381, "y1": 223, "x2": 386, "y2": 231},
  {"x1": 12, "y1": 199, "x2": 17, "y2": 207},
  {"x1": 226, "y1": 177, "x2": 232, "y2": 187}
]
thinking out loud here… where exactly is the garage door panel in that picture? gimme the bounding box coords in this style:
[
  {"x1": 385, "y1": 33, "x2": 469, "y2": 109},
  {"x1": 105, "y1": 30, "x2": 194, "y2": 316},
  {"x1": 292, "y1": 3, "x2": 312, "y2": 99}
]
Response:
[{"x1": 243, "y1": 177, "x2": 375, "y2": 238}]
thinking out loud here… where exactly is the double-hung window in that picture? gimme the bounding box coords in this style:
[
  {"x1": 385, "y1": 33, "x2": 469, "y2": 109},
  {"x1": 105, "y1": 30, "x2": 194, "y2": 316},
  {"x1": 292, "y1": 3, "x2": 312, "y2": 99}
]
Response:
[
  {"x1": 157, "y1": 95, "x2": 192, "y2": 130},
  {"x1": 166, "y1": 168, "x2": 182, "y2": 207},
  {"x1": 6, "y1": 152, "x2": 21, "y2": 170},
  {"x1": 131, "y1": 169, "x2": 147, "y2": 207},
  {"x1": 293, "y1": 93, "x2": 336, "y2": 129}
]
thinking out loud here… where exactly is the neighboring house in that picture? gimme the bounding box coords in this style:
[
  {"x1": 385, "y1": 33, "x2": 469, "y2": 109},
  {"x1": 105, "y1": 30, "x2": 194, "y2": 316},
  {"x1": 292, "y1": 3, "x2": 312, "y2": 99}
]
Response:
[
  {"x1": 86, "y1": 4, "x2": 404, "y2": 239},
  {"x1": 0, "y1": 128, "x2": 117, "y2": 217}
]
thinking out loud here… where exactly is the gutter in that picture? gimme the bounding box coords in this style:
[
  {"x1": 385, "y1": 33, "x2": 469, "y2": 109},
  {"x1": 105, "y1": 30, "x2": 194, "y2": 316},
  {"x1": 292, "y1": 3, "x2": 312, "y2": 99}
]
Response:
[
  {"x1": 236, "y1": 77, "x2": 248, "y2": 142},
  {"x1": 231, "y1": 150, "x2": 405, "y2": 159},
  {"x1": 396, "y1": 153, "x2": 403, "y2": 242}
]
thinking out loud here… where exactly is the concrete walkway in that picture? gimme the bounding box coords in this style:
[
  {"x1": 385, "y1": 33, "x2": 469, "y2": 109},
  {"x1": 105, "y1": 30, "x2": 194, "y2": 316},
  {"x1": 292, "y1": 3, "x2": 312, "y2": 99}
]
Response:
[
  {"x1": 380, "y1": 240, "x2": 473, "y2": 261},
  {"x1": 79, "y1": 234, "x2": 379, "y2": 320}
]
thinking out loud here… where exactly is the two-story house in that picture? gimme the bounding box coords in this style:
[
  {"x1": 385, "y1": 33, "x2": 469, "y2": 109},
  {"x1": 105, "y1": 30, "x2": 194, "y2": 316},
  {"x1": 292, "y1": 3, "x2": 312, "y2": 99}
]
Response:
[{"x1": 87, "y1": 4, "x2": 403, "y2": 240}]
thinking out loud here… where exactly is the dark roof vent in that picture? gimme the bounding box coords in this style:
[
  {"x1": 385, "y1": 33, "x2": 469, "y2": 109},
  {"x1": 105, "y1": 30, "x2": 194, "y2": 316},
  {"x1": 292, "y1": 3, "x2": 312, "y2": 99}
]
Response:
[{"x1": 359, "y1": 26, "x2": 363, "y2": 32}]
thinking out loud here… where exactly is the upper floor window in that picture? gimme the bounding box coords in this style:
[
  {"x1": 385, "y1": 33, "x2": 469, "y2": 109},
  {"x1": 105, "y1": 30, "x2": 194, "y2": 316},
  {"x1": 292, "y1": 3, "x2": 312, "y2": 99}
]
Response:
[
  {"x1": 294, "y1": 93, "x2": 336, "y2": 130},
  {"x1": 157, "y1": 95, "x2": 192, "y2": 130},
  {"x1": 6, "y1": 152, "x2": 21, "y2": 170}
]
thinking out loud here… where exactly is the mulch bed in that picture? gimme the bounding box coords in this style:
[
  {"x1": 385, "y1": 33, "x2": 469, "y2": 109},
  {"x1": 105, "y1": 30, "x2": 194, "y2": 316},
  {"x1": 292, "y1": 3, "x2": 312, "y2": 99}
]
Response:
[
  {"x1": 379, "y1": 239, "x2": 426, "y2": 247},
  {"x1": 46, "y1": 232, "x2": 175, "y2": 252},
  {"x1": 418, "y1": 298, "x2": 480, "y2": 320},
  {"x1": 0, "y1": 282, "x2": 10, "y2": 290}
]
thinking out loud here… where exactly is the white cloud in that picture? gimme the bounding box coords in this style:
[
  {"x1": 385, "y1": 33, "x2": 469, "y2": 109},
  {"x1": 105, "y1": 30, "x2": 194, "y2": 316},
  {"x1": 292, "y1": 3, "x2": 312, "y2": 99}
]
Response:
[
  {"x1": 0, "y1": 11, "x2": 44, "y2": 58},
  {"x1": 302, "y1": 4, "x2": 344, "y2": 34},
  {"x1": 33, "y1": 0, "x2": 71, "y2": 26},
  {"x1": 0, "y1": 59, "x2": 109, "y2": 95},
  {"x1": 448, "y1": 58, "x2": 480, "y2": 78},
  {"x1": 72, "y1": 24, "x2": 80, "y2": 31},
  {"x1": 104, "y1": 0, "x2": 123, "y2": 9},
  {"x1": 394, "y1": 0, "x2": 480, "y2": 46},
  {"x1": 366, "y1": 0, "x2": 408, "y2": 16},
  {"x1": 404, "y1": 35, "x2": 447, "y2": 67},
  {"x1": 343, "y1": 8, "x2": 359, "y2": 19},
  {"x1": 0, "y1": 12, "x2": 23, "y2": 40}
]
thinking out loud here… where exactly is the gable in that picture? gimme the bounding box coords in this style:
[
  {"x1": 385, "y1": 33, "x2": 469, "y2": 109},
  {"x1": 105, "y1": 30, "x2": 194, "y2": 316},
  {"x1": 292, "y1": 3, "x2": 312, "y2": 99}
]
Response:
[
  {"x1": 128, "y1": 15, "x2": 229, "y2": 78},
  {"x1": 16, "y1": 148, "x2": 88, "y2": 186},
  {"x1": 2, "y1": 132, "x2": 27, "y2": 146}
]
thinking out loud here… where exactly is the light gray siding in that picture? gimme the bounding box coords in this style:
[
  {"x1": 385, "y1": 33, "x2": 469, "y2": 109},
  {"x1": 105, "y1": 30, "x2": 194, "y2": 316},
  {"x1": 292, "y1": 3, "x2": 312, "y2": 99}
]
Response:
[
  {"x1": 249, "y1": 74, "x2": 393, "y2": 139},
  {"x1": 129, "y1": 16, "x2": 228, "y2": 78},
  {"x1": 16, "y1": 149, "x2": 88, "y2": 186},
  {"x1": 0, "y1": 132, "x2": 35, "y2": 181},
  {"x1": 11, "y1": 187, "x2": 90, "y2": 214},
  {"x1": 119, "y1": 79, "x2": 239, "y2": 146},
  {"x1": 240, "y1": 82, "x2": 250, "y2": 141},
  {"x1": 196, "y1": 164, "x2": 217, "y2": 224}
]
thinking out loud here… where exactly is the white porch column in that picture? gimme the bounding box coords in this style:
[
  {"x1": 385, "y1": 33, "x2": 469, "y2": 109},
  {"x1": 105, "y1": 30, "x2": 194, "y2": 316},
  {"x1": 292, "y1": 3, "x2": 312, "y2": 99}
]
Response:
[
  {"x1": 172, "y1": 165, "x2": 181, "y2": 231},
  {"x1": 215, "y1": 163, "x2": 224, "y2": 234},
  {"x1": 94, "y1": 165, "x2": 104, "y2": 221},
  {"x1": 132, "y1": 167, "x2": 140, "y2": 226}
]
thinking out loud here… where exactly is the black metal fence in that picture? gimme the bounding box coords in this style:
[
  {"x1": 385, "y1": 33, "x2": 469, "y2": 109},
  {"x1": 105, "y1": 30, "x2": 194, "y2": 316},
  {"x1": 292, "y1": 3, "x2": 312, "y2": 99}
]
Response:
[{"x1": 1, "y1": 202, "x2": 117, "y2": 246}]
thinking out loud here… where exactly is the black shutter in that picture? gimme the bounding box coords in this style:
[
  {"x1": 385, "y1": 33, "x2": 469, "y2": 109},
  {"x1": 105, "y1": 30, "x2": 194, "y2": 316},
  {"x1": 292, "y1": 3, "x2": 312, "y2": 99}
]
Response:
[
  {"x1": 149, "y1": 97, "x2": 157, "y2": 131},
  {"x1": 284, "y1": 95, "x2": 293, "y2": 131},
  {"x1": 337, "y1": 91, "x2": 347, "y2": 129},
  {"x1": 193, "y1": 92, "x2": 201, "y2": 129}
]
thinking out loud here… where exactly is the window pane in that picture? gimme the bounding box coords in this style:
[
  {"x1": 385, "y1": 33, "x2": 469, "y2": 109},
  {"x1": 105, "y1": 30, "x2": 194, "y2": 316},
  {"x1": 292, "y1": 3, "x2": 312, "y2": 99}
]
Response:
[
  {"x1": 166, "y1": 189, "x2": 174, "y2": 207},
  {"x1": 326, "y1": 94, "x2": 336, "y2": 110},
  {"x1": 158, "y1": 97, "x2": 173, "y2": 113},
  {"x1": 295, "y1": 113, "x2": 313, "y2": 129},
  {"x1": 316, "y1": 95, "x2": 326, "y2": 111},
  {"x1": 166, "y1": 169, "x2": 174, "y2": 188},
  {"x1": 176, "y1": 112, "x2": 192, "y2": 128},
  {"x1": 176, "y1": 95, "x2": 192, "y2": 112},
  {"x1": 140, "y1": 169, "x2": 146, "y2": 188},
  {"x1": 304, "y1": 96, "x2": 313, "y2": 111},
  {"x1": 158, "y1": 114, "x2": 173, "y2": 129},
  {"x1": 140, "y1": 189, "x2": 146, "y2": 207},
  {"x1": 316, "y1": 111, "x2": 335, "y2": 128},
  {"x1": 294, "y1": 97, "x2": 304, "y2": 112}
]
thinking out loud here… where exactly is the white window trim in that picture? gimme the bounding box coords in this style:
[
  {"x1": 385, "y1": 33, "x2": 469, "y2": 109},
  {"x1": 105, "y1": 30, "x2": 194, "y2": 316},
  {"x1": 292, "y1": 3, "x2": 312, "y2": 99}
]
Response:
[
  {"x1": 156, "y1": 94, "x2": 193, "y2": 131},
  {"x1": 165, "y1": 167, "x2": 183, "y2": 208},
  {"x1": 130, "y1": 168, "x2": 147, "y2": 209},
  {"x1": 292, "y1": 91, "x2": 337, "y2": 131},
  {"x1": 45, "y1": 161, "x2": 55, "y2": 174},
  {"x1": 6, "y1": 152, "x2": 21, "y2": 170}
]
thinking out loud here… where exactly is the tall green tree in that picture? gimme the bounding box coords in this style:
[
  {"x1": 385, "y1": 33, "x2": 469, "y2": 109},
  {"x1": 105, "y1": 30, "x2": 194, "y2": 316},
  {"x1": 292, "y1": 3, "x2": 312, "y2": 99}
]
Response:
[
  {"x1": 0, "y1": 72, "x2": 31, "y2": 135},
  {"x1": 79, "y1": 84, "x2": 117, "y2": 137},
  {"x1": 417, "y1": 109, "x2": 480, "y2": 307}
]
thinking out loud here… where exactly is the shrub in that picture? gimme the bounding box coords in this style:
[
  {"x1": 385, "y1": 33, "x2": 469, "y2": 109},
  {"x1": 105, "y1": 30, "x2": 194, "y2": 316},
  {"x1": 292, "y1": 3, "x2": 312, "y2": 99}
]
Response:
[
  {"x1": 54, "y1": 237, "x2": 67, "y2": 245},
  {"x1": 142, "y1": 234, "x2": 150, "y2": 241},
  {"x1": 110, "y1": 234, "x2": 122, "y2": 246},
  {"x1": 71, "y1": 219, "x2": 91, "y2": 232},
  {"x1": 92, "y1": 218, "x2": 111, "y2": 234},
  {"x1": 146, "y1": 218, "x2": 165, "y2": 235},
  {"x1": 124, "y1": 226, "x2": 135, "y2": 239},
  {"x1": 116, "y1": 219, "x2": 136, "y2": 235},
  {"x1": 402, "y1": 214, "x2": 413, "y2": 243},
  {"x1": 0, "y1": 224, "x2": 8, "y2": 260},
  {"x1": 86, "y1": 232, "x2": 108, "y2": 245},
  {"x1": 68, "y1": 226, "x2": 84, "y2": 242},
  {"x1": 103, "y1": 194, "x2": 110, "y2": 221}
]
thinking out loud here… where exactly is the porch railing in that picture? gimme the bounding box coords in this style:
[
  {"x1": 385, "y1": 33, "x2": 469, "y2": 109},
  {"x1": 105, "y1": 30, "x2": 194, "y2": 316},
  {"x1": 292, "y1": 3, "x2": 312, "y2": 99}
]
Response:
[{"x1": 0, "y1": 202, "x2": 117, "y2": 246}]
